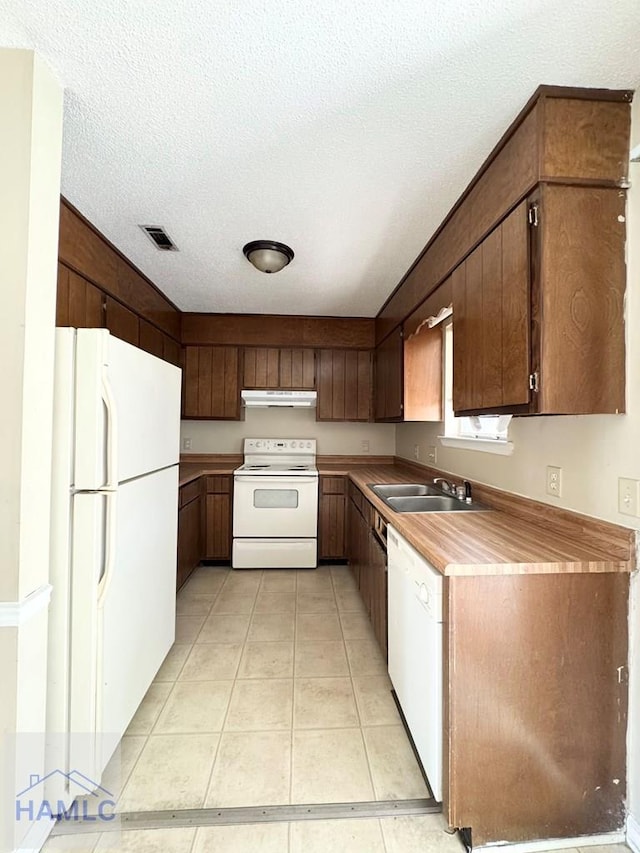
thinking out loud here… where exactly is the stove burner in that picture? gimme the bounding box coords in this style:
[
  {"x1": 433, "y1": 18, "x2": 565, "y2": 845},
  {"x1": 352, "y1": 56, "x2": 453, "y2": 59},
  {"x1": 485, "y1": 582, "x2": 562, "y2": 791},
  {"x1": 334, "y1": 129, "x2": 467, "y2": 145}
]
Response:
[
  {"x1": 246, "y1": 465, "x2": 269, "y2": 469},
  {"x1": 290, "y1": 465, "x2": 308, "y2": 470}
]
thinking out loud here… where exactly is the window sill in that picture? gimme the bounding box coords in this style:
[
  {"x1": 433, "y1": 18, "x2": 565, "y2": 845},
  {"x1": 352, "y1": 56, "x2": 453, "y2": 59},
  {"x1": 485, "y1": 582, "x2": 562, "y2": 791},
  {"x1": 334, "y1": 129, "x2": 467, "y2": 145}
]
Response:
[{"x1": 438, "y1": 435, "x2": 514, "y2": 456}]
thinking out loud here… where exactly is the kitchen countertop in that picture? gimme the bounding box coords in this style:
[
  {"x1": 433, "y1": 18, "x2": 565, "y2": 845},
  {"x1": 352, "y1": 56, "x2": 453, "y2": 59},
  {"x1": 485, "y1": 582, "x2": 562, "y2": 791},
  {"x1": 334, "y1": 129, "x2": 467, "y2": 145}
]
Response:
[
  {"x1": 178, "y1": 456, "x2": 632, "y2": 576},
  {"x1": 348, "y1": 465, "x2": 632, "y2": 576},
  {"x1": 178, "y1": 456, "x2": 393, "y2": 485},
  {"x1": 179, "y1": 461, "x2": 238, "y2": 486}
]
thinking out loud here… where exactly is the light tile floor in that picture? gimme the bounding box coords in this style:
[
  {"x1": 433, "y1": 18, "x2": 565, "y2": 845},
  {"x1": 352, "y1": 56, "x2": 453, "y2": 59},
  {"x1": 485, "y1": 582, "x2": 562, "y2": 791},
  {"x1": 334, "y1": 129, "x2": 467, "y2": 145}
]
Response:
[{"x1": 42, "y1": 565, "x2": 632, "y2": 853}]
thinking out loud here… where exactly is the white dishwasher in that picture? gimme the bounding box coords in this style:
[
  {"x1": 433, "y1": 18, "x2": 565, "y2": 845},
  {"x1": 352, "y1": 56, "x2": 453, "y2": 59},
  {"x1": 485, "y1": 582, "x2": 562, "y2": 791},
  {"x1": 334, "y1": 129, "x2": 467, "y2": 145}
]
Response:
[{"x1": 387, "y1": 525, "x2": 443, "y2": 801}]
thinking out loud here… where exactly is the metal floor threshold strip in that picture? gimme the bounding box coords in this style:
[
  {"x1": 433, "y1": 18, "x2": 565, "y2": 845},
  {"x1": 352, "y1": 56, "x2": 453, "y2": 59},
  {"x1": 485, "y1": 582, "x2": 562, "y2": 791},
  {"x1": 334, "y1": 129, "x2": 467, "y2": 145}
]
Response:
[{"x1": 51, "y1": 798, "x2": 441, "y2": 835}]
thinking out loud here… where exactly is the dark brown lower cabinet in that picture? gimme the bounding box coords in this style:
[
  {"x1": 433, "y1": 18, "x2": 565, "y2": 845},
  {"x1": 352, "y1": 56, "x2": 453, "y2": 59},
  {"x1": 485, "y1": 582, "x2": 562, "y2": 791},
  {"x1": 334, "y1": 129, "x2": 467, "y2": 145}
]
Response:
[
  {"x1": 177, "y1": 482, "x2": 202, "y2": 590},
  {"x1": 318, "y1": 476, "x2": 347, "y2": 559},
  {"x1": 445, "y1": 571, "x2": 629, "y2": 846},
  {"x1": 368, "y1": 532, "x2": 387, "y2": 657},
  {"x1": 203, "y1": 475, "x2": 232, "y2": 560},
  {"x1": 346, "y1": 484, "x2": 387, "y2": 657}
]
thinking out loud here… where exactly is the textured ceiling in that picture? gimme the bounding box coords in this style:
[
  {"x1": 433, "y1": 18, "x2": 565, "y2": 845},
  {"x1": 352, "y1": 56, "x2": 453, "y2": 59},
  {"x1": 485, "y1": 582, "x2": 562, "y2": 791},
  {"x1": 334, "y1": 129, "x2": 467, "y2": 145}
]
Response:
[{"x1": 1, "y1": 2, "x2": 640, "y2": 316}]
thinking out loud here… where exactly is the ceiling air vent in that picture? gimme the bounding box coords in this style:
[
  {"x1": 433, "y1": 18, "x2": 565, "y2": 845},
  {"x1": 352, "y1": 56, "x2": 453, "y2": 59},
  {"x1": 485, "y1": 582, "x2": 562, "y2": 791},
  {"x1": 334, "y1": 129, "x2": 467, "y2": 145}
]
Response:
[{"x1": 139, "y1": 225, "x2": 179, "y2": 251}]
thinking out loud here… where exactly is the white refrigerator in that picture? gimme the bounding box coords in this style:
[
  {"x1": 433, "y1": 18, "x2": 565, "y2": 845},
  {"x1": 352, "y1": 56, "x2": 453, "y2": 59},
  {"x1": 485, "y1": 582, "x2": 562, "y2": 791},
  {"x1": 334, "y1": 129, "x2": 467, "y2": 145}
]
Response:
[{"x1": 47, "y1": 328, "x2": 181, "y2": 807}]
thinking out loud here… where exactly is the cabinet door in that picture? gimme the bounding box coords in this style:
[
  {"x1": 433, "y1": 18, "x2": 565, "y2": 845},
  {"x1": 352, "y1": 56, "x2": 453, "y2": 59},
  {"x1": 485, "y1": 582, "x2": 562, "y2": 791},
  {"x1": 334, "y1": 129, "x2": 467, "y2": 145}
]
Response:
[
  {"x1": 204, "y1": 493, "x2": 232, "y2": 560},
  {"x1": 453, "y1": 201, "x2": 530, "y2": 413},
  {"x1": 369, "y1": 533, "x2": 388, "y2": 657},
  {"x1": 317, "y1": 349, "x2": 372, "y2": 421},
  {"x1": 278, "y1": 348, "x2": 315, "y2": 389},
  {"x1": 162, "y1": 336, "x2": 182, "y2": 367},
  {"x1": 183, "y1": 346, "x2": 241, "y2": 419},
  {"x1": 243, "y1": 347, "x2": 280, "y2": 388},
  {"x1": 403, "y1": 322, "x2": 444, "y2": 421},
  {"x1": 139, "y1": 319, "x2": 165, "y2": 359},
  {"x1": 535, "y1": 184, "x2": 626, "y2": 415},
  {"x1": 355, "y1": 504, "x2": 372, "y2": 616},
  {"x1": 177, "y1": 496, "x2": 201, "y2": 590},
  {"x1": 105, "y1": 296, "x2": 140, "y2": 347},
  {"x1": 347, "y1": 499, "x2": 361, "y2": 587},
  {"x1": 318, "y1": 477, "x2": 347, "y2": 559},
  {"x1": 374, "y1": 327, "x2": 403, "y2": 421},
  {"x1": 58, "y1": 266, "x2": 105, "y2": 329}
]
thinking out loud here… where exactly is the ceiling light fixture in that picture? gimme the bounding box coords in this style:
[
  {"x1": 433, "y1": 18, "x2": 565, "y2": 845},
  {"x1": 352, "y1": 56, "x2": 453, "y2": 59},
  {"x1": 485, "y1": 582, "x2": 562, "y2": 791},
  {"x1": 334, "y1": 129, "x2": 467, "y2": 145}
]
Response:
[{"x1": 243, "y1": 240, "x2": 294, "y2": 274}]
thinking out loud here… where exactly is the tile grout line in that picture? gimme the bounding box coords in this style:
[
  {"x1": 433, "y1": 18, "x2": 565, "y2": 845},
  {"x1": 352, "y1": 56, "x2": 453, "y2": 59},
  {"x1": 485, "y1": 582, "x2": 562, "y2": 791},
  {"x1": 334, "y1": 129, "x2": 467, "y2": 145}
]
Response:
[
  {"x1": 201, "y1": 568, "x2": 261, "y2": 813},
  {"x1": 332, "y1": 566, "x2": 381, "y2": 805},
  {"x1": 289, "y1": 568, "x2": 299, "y2": 808},
  {"x1": 187, "y1": 571, "x2": 226, "y2": 645},
  {"x1": 116, "y1": 571, "x2": 228, "y2": 821},
  {"x1": 192, "y1": 572, "x2": 240, "y2": 816}
]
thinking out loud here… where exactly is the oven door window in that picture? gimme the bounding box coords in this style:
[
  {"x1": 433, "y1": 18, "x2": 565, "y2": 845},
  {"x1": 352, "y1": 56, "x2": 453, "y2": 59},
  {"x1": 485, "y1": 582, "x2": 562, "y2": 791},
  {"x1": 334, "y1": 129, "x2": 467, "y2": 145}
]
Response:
[{"x1": 253, "y1": 488, "x2": 299, "y2": 509}]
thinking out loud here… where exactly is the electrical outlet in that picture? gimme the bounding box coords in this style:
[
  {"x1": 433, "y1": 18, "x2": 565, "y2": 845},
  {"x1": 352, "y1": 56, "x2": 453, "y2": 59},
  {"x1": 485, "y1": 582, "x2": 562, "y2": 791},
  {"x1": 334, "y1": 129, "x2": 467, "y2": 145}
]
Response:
[
  {"x1": 182, "y1": 437, "x2": 192, "y2": 451},
  {"x1": 618, "y1": 478, "x2": 640, "y2": 517},
  {"x1": 413, "y1": 444, "x2": 420, "y2": 460},
  {"x1": 427, "y1": 445, "x2": 437, "y2": 464},
  {"x1": 546, "y1": 465, "x2": 562, "y2": 497},
  {"x1": 361, "y1": 439, "x2": 370, "y2": 453}
]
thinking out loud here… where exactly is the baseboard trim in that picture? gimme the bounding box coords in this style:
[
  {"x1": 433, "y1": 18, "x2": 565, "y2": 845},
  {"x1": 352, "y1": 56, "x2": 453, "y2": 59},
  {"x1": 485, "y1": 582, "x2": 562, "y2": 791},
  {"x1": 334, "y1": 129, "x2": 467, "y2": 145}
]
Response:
[
  {"x1": 0, "y1": 584, "x2": 53, "y2": 628},
  {"x1": 475, "y1": 830, "x2": 625, "y2": 852},
  {"x1": 628, "y1": 812, "x2": 640, "y2": 853}
]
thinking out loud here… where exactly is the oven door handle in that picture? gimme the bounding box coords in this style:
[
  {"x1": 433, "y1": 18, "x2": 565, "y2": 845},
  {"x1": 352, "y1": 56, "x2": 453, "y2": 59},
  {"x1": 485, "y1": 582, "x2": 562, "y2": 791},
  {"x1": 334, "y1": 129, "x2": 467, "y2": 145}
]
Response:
[{"x1": 234, "y1": 476, "x2": 318, "y2": 485}]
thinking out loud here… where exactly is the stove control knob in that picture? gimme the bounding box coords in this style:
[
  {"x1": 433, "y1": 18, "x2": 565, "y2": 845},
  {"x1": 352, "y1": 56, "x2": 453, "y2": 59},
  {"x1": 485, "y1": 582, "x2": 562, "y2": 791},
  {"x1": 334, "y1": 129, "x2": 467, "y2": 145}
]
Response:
[
  {"x1": 291, "y1": 441, "x2": 297, "y2": 448},
  {"x1": 256, "y1": 441, "x2": 262, "y2": 448},
  {"x1": 306, "y1": 441, "x2": 311, "y2": 448}
]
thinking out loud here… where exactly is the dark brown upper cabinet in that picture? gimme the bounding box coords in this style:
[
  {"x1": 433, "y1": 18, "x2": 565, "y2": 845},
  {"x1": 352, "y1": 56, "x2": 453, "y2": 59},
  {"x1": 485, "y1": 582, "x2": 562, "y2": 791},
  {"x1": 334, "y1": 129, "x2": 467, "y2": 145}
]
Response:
[
  {"x1": 374, "y1": 327, "x2": 404, "y2": 421},
  {"x1": 182, "y1": 345, "x2": 242, "y2": 420},
  {"x1": 316, "y1": 349, "x2": 372, "y2": 422},
  {"x1": 105, "y1": 296, "x2": 140, "y2": 348},
  {"x1": 242, "y1": 347, "x2": 315, "y2": 390},
  {"x1": 453, "y1": 200, "x2": 530, "y2": 413},
  {"x1": 57, "y1": 265, "x2": 105, "y2": 329},
  {"x1": 453, "y1": 186, "x2": 626, "y2": 416}
]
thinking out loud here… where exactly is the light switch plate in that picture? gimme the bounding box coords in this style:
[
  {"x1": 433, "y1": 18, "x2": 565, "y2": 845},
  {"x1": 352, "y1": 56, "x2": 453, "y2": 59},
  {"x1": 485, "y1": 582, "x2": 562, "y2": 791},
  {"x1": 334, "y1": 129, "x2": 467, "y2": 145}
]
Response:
[
  {"x1": 427, "y1": 445, "x2": 437, "y2": 464},
  {"x1": 618, "y1": 478, "x2": 640, "y2": 517},
  {"x1": 546, "y1": 466, "x2": 562, "y2": 497},
  {"x1": 361, "y1": 439, "x2": 370, "y2": 453},
  {"x1": 182, "y1": 437, "x2": 192, "y2": 451},
  {"x1": 413, "y1": 444, "x2": 420, "y2": 460}
]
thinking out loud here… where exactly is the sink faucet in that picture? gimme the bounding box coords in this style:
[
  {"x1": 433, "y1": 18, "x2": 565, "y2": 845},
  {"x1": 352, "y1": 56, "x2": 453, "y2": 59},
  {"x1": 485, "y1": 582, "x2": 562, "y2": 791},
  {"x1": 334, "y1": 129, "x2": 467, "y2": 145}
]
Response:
[{"x1": 433, "y1": 477, "x2": 454, "y2": 494}]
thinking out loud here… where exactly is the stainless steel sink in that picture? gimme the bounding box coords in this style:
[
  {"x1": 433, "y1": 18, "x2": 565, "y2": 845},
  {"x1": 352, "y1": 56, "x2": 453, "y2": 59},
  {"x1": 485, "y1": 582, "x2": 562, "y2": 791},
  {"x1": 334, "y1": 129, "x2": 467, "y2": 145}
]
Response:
[
  {"x1": 385, "y1": 495, "x2": 488, "y2": 513},
  {"x1": 369, "y1": 483, "x2": 443, "y2": 498}
]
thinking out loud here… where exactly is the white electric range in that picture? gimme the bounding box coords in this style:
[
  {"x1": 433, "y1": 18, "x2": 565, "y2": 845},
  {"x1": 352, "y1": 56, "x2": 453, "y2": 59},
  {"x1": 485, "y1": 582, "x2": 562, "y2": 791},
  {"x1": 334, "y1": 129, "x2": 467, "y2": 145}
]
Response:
[{"x1": 232, "y1": 438, "x2": 319, "y2": 569}]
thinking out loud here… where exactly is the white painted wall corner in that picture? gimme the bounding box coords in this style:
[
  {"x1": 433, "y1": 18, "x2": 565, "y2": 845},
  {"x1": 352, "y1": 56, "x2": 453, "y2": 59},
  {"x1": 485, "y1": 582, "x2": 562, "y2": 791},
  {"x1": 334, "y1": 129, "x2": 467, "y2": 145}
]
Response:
[{"x1": 628, "y1": 812, "x2": 640, "y2": 853}]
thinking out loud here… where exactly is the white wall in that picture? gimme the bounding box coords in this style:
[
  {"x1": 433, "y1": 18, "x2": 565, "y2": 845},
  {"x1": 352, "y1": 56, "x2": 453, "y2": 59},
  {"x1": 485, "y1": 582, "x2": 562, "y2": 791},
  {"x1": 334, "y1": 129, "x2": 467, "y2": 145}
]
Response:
[
  {"x1": 0, "y1": 49, "x2": 63, "y2": 853},
  {"x1": 397, "y1": 94, "x2": 640, "y2": 832},
  {"x1": 181, "y1": 407, "x2": 396, "y2": 457}
]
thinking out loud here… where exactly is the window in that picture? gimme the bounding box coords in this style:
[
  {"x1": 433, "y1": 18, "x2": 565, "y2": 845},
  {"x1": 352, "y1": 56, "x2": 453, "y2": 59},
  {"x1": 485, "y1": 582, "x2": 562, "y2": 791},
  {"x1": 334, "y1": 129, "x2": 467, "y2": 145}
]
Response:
[{"x1": 440, "y1": 320, "x2": 514, "y2": 455}]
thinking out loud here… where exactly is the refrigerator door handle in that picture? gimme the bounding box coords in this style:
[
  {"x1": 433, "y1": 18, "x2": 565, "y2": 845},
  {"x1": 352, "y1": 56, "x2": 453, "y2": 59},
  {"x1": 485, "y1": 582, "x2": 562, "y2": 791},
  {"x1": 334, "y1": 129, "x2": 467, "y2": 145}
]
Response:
[
  {"x1": 97, "y1": 491, "x2": 118, "y2": 600},
  {"x1": 102, "y1": 370, "x2": 119, "y2": 491}
]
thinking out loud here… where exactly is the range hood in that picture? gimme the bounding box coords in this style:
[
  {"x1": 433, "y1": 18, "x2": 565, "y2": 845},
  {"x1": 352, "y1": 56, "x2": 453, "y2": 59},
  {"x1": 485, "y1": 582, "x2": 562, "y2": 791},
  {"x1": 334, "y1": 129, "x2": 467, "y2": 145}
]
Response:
[{"x1": 241, "y1": 390, "x2": 317, "y2": 408}]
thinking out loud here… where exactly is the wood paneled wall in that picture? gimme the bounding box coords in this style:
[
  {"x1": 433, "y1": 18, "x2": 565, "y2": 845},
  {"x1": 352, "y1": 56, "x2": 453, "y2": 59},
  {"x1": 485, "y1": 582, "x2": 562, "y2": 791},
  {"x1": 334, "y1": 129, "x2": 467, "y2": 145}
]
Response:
[
  {"x1": 182, "y1": 313, "x2": 374, "y2": 349},
  {"x1": 58, "y1": 199, "x2": 181, "y2": 343}
]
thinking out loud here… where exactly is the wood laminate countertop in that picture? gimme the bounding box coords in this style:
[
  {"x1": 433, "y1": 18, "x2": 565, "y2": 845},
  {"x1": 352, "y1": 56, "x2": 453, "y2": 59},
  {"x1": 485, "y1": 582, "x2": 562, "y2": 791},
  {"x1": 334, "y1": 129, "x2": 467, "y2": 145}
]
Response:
[
  {"x1": 179, "y1": 462, "x2": 237, "y2": 486},
  {"x1": 178, "y1": 457, "x2": 633, "y2": 575},
  {"x1": 347, "y1": 465, "x2": 632, "y2": 577},
  {"x1": 178, "y1": 456, "x2": 392, "y2": 486}
]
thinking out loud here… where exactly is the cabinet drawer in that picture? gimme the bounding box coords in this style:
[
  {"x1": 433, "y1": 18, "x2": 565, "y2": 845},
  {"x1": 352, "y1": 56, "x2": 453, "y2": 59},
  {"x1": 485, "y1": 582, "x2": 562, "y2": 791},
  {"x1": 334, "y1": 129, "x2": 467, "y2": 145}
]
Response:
[
  {"x1": 206, "y1": 475, "x2": 232, "y2": 494},
  {"x1": 180, "y1": 479, "x2": 201, "y2": 507},
  {"x1": 321, "y1": 476, "x2": 347, "y2": 495}
]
